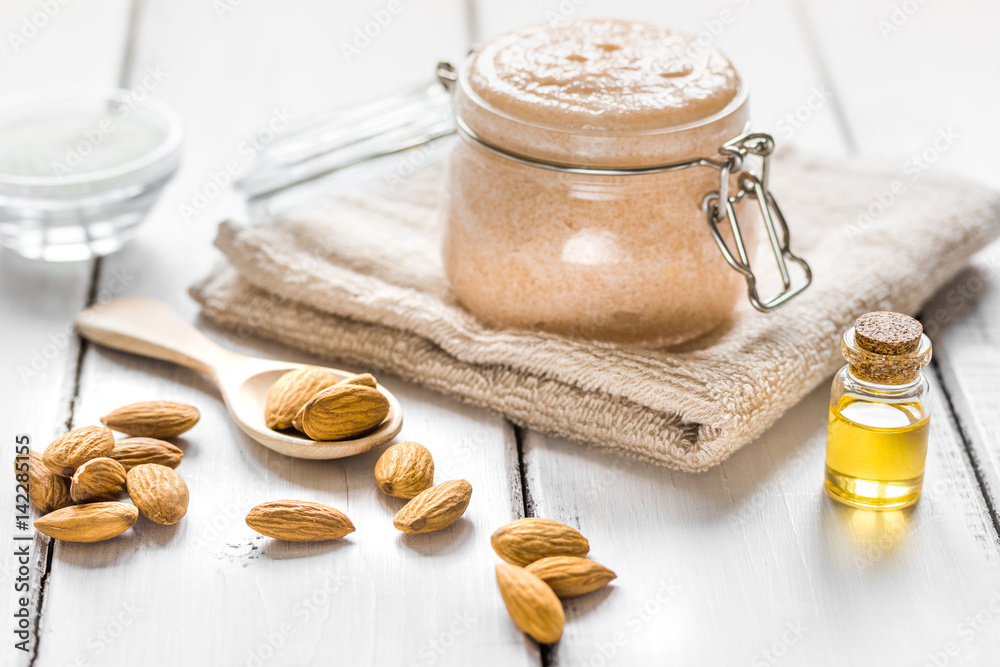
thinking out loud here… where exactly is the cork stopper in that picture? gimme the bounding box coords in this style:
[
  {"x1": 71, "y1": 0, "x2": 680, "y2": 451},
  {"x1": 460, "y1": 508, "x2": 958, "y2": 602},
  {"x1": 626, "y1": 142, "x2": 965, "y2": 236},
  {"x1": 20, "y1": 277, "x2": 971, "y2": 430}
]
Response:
[
  {"x1": 842, "y1": 311, "x2": 931, "y2": 385},
  {"x1": 854, "y1": 312, "x2": 923, "y2": 355}
]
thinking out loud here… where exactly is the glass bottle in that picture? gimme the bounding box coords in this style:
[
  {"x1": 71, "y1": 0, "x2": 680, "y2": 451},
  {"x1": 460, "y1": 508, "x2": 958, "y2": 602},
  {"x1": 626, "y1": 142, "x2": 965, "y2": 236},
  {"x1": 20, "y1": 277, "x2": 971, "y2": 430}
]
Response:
[{"x1": 824, "y1": 311, "x2": 932, "y2": 509}]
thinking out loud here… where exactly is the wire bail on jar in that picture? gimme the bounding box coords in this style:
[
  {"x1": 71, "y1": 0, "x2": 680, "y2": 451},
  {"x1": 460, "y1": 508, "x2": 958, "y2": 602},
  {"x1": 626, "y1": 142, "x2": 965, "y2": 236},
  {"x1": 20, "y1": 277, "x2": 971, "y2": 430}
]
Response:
[
  {"x1": 437, "y1": 60, "x2": 813, "y2": 313},
  {"x1": 702, "y1": 133, "x2": 813, "y2": 311}
]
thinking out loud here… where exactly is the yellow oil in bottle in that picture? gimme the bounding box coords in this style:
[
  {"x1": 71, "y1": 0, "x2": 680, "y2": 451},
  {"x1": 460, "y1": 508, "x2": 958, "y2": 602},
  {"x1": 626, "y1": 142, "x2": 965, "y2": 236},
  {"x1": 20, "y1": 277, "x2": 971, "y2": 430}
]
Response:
[{"x1": 824, "y1": 395, "x2": 929, "y2": 509}]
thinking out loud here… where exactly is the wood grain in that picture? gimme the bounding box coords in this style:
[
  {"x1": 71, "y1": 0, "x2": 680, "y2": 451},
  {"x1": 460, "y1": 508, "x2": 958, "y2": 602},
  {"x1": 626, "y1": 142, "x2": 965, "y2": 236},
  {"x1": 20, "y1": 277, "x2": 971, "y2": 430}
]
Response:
[
  {"x1": 0, "y1": 2, "x2": 134, "y2": 664},
  {"x1": 482, "y1": 0, "x2": 1000, "y2": 665},
  {"x1": 800, "y1": 0, "x2": 1000, "y2": 550},
  {"x1": 6, "y1": 1, "x2": 999, "y2": 666},
  {"x1": 523, "y1": 380, "x2": 1000, "y2": 664},
  {"x1": 30, "y1": 1, "x2": 534, "y2": 666}
]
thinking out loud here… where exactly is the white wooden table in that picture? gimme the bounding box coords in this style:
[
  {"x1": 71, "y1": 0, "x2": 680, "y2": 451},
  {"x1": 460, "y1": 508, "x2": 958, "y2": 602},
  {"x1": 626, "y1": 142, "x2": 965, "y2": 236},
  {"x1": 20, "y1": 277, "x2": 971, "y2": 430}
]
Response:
[{"x1": 4, "y1": 1, "x2": 1000, "y2": 665}]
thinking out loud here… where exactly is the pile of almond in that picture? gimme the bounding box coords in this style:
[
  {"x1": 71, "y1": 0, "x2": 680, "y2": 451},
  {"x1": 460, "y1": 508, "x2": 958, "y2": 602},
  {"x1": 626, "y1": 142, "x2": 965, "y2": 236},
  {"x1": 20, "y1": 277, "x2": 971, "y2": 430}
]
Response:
[
  {"x1": 25, "y1": 389, "x2": 617, "y2": 647},
  {"x1": 264, "y1": 368, "x2": 389, "y2": 440},
  {"x1": 17, "y1": 401, "x2": 196, "y2": 543},
  {"x1": 244, "y1": 440, "x2": 472, "y2": 541},
  {"x1": 492, "y1": 518, "x2": 616, "y2": 644}
]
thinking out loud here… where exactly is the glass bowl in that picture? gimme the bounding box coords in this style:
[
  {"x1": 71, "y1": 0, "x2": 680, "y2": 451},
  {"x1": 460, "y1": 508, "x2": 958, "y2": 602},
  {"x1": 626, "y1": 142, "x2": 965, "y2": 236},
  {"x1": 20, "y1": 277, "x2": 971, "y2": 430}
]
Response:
[{"x1": 0, "y1": 88, "x2": 183, "y2": 261}]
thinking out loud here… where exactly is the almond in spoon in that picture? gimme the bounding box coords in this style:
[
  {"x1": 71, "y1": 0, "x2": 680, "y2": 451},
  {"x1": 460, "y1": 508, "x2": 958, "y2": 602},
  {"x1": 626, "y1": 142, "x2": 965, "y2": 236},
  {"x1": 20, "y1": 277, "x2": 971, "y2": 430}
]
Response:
[
  {"x1": 293, "y1": 384, "x2": 389, "y2": 441},
  {"x1": 264, "y1": 367, "x2": 340, "y2": 430},
  {"x1": 336, "y1": 373, "x2": 378, "y2": 389}
]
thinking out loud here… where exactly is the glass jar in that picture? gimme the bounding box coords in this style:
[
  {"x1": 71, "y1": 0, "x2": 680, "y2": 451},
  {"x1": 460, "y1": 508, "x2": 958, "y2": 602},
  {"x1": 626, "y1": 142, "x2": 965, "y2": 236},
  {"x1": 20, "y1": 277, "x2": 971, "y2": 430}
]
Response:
[
  {"x1": 439, "y1": 19, "x2": 809, "y2": 346},
  {"x1": 824, "y1": 312, "x2": 933, "y2": 509}
]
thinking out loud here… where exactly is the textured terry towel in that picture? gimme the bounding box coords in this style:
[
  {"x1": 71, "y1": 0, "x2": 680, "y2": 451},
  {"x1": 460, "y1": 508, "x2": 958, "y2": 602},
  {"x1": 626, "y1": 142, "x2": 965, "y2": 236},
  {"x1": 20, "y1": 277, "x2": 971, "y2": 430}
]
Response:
[{"x1": 191, "y1": 152, "x2": 1000, "y2": 471}]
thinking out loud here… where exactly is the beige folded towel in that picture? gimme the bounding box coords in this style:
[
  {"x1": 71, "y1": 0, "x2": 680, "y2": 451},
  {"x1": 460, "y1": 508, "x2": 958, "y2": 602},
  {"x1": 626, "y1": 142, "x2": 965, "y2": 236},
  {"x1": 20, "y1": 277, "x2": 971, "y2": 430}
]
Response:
[{"x1": 191, "y1": 151, "x2": 1000, "y2": 471}]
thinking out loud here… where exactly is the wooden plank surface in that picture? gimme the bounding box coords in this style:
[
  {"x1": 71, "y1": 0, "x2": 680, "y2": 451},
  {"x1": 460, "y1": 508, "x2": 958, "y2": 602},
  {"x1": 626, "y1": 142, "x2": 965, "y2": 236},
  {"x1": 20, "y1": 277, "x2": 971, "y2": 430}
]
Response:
[
  {"x1": 0, "y1": 0, "x2": 134, "y2": 454},
  {"x1": 478, "y1": 0, "x2": 1000, "y2": 664},
  {"x1": 523, "y1": 381, "x2": 1000, "y2": 664},
  {"x1": 4, "y1": 1, "x2": 999, "y2": 665},
  {"x1": 26, "y1": 1, "x2": 537, "y2": 666},
  {"x1": 800, "y1": 0, "x2": 1000, "y2": 546},
  {"x1": 0, "y1": 2, "x2": 134, "y2": 664}
]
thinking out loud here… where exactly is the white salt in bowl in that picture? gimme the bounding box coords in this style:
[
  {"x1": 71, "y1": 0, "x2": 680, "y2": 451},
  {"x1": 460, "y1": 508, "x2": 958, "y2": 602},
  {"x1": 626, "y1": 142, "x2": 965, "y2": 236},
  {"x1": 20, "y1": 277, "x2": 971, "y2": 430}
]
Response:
[{"x1": 0, "y1": 88, "x2": 183, "y2": 261}]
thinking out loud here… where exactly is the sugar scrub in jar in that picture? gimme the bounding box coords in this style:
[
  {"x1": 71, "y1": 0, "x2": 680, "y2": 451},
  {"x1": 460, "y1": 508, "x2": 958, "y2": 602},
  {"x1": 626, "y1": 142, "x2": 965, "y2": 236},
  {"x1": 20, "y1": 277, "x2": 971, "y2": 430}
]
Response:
[{"x1": 440, "y1": 18, "x2": 809, "y2": 346}]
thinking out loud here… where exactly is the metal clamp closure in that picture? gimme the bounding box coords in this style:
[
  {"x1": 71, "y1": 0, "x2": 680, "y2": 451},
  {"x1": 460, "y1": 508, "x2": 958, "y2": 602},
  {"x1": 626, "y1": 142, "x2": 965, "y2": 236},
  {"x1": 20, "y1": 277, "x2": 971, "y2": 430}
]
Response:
[{"x1": 702, "y1": 132, "x2": 812, "y2": 311}]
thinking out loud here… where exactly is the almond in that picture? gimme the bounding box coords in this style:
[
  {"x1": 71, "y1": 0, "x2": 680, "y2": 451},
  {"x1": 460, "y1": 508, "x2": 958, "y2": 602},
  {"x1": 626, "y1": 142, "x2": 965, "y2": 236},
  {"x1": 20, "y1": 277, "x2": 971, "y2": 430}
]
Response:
[
  {"x1": 42, "y1": 425, "x2": 115, "y2": 477},
  {"x1": 245, "y1": 500, "x2": 355, "y2": 541},
  {"x1": 495, "y1": 563, "x2": 565, "y2": 644},
  {"x1": 393, "y1": 479, "x2": 471, "y2": 534},
  {"x1": 70, "y1": 457, "x2": 127, "y2": 503},
  {"x1": 336, "y1": 373, "x2": 378, "y2": 389},
  {"x1": 374, "y1": 441, "x2": 434, "y2": 499},
  {"x1": 16, "y1": 451, "x2": 72, "y2": 514},
  {"x1": 34, "y1": 502, "x2": 138, "y2": 542},
  {"x1": 101, "y1": 401, "x2": 199, "y2": 438},
  {"x1": 293, "y1": 384, "x2": 389, "y2": 441},
  {"x1": 265, "y1": 367, "x2": 340, "y2": 430},
  {"x1": 126, "y1": 464, "x2": 189, "y2": 525},
  {"x1": 525, "y1": 556, "x2": 617, "y2": 598},
  {"x1": 109, "y1": 438, "x2": 183, "y2": 472},
  {"x1": 491, "y1": 518, "x2": 589, "y2": 566}
]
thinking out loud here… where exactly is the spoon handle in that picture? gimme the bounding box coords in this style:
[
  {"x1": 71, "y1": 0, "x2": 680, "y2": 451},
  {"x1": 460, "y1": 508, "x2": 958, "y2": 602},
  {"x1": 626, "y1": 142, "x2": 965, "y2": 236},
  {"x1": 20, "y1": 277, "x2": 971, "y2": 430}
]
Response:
[{"x1": 76, "y1": 297, "x2": 245, "y2": 379}]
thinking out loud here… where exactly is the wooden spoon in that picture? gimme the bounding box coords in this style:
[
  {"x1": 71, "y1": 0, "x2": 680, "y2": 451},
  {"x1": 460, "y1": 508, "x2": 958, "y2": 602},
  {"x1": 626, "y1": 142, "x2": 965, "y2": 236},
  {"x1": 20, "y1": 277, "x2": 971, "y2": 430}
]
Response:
[{"x1": 75, "y1": 297, "x2": 402, "y2": 459}]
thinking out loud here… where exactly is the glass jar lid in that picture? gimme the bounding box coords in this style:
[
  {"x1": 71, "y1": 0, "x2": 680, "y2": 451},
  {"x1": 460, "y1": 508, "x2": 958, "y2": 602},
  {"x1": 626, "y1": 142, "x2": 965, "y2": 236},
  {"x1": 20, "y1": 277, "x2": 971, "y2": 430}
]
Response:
[{"x1": 454, "y1": 19, "x2": 750, "y2": 167}]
